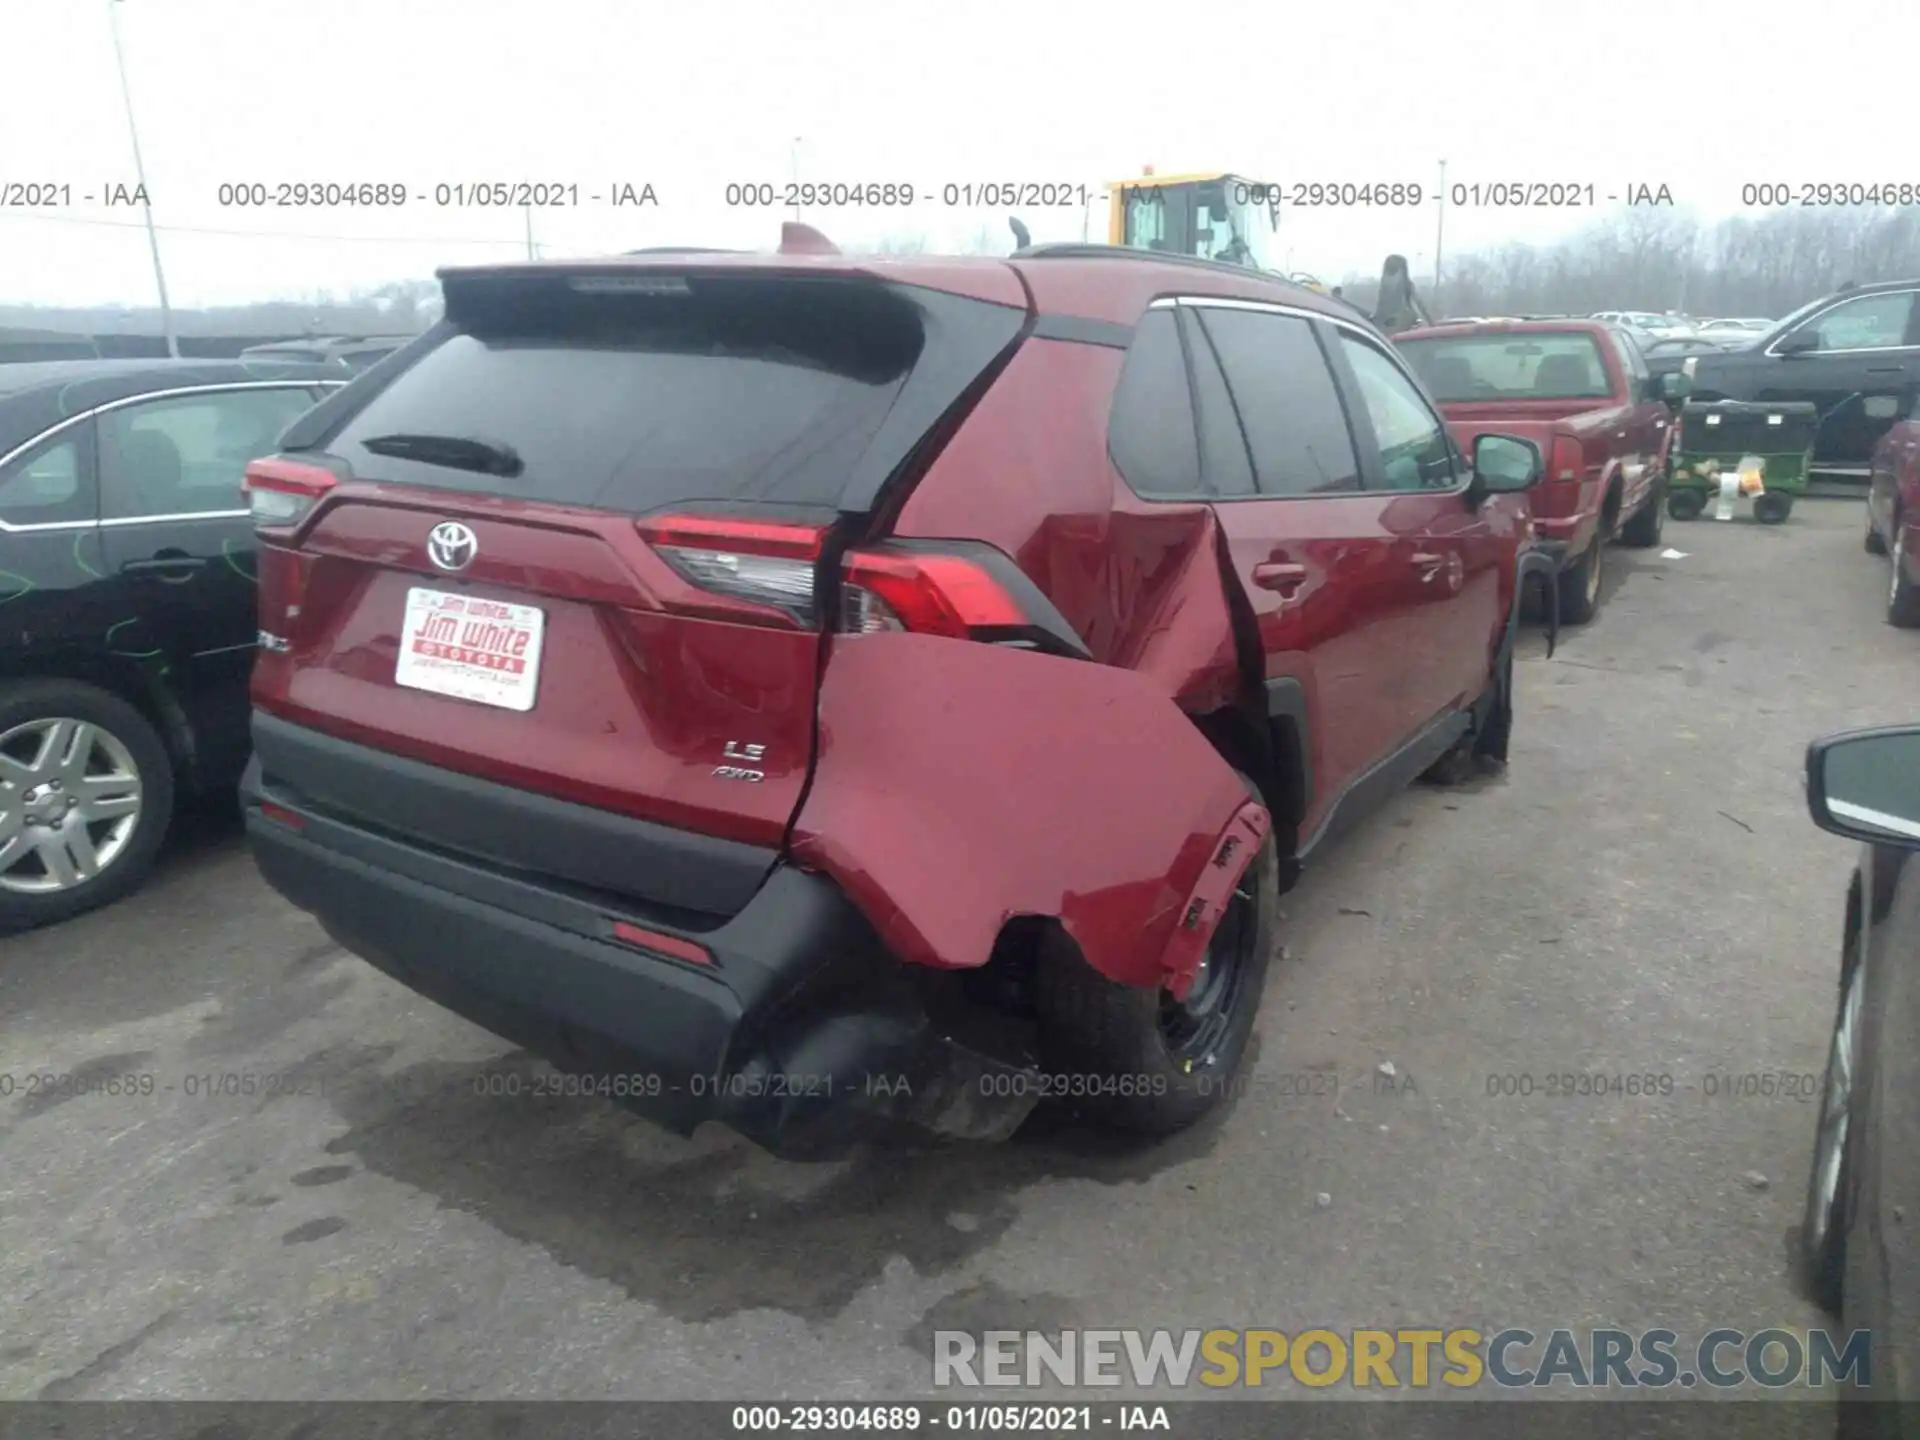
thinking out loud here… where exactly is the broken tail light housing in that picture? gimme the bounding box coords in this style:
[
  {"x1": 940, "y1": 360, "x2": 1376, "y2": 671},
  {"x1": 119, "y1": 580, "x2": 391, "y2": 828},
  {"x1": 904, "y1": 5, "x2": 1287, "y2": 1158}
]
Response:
[
  {"x1": 243, "y1": 457, "x2": 338, "y2": 529},
  {"x1": 634, "y1": 514, "x2": 1037, "y2": 643}
]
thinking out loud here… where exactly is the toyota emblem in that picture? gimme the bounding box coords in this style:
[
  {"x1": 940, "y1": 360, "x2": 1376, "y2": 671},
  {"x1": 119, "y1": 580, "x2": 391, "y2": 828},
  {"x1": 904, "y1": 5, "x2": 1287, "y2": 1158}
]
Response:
[{"x1": 426, "y1": 521, "x2": 478, "y2": 572}]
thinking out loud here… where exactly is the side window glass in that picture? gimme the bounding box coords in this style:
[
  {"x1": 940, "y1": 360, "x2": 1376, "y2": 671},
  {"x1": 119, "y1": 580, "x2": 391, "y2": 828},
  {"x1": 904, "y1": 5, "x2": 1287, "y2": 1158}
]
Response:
[
  {"x1": 1339, "y1": 335, "x2": 1459, "y2": 492},
  {"x1": 1183, "y1": 311, "x2": 1256, "y2": 497},
  {"x1": 1794, "y1": 292, "x2": 1915, "y2": 352},
  {"x1": 1614, "y1": 330, "x2": 1649, "y2": 381},
  {"x1": 99, "y1": 387, "x2": 318, "y2": 519},
  {"x1": 0, "y1": 428, "x2": 95, "y2": 527},
  {"x1": 1108, "y1": 309, "x2": 1202, "y2": 498},
  {"x1": 1194, "y1": 307, "x2": 1358, "y2": 496}
]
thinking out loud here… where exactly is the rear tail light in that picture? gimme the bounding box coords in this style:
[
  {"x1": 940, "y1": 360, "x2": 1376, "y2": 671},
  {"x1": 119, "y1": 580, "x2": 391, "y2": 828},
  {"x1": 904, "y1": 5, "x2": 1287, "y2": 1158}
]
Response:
[
  {"x1": 635, "y1": 514, "x2": 1028, "y2": 640},
  {"x1": 243, "y1": 457, "x2": 337, "y2": 529},
  {"x1": 1550, "y1": 436, "x2": 1585, "y2": 483}
]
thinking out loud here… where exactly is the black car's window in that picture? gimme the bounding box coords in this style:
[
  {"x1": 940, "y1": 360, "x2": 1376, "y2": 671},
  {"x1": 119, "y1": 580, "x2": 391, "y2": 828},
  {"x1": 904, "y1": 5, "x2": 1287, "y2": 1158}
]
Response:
[
  {"x1": 1194, "y1": 306, "x2": 1359, "y2": 496},
  {"x1": 1339, "y1": 333, "x2": 1459, "y2": 493},
  {"x1": 0, "y1": 428, "x2": 94, "y2": 527},
  {"x1": 99, "y1": 387, "x2": 318, "y2": 519},
  {"x1": 1789, "y1": 291, "x2": 1917, "y2": 352},
  {"x1": 1614, "y1": 329, "x2": 1650, "y2": 379},
  {"x1": 1108, "y1": 308, "x2": 1203, "y2": 498}
]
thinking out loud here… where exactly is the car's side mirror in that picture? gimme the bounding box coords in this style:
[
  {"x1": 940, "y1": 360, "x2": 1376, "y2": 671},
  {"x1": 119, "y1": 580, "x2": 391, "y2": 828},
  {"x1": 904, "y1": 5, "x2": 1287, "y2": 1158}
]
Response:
[
  {"x1": 1658, "y1": 371, "x2": 1691, "y2": 402},
  {"x1": 1472, "y1": 433, "x2": 1542, "y2": 493},
  {"x1": 1777, "y1": 329, "x2": 1822, "y2": 357},
  {"x1": 1807, "y1": 726, "x2": 1920, "y2": 847}
]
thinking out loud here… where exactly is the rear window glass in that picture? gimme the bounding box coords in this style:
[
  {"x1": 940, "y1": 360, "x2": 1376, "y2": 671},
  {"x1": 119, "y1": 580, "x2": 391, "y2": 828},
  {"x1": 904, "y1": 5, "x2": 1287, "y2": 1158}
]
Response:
[
  {"x1": 1398, "y1": 332, "x2": 1612, "y2": 402},
  {"x1": 325, "y1": 277, "x2": 927, "y2": 512}
]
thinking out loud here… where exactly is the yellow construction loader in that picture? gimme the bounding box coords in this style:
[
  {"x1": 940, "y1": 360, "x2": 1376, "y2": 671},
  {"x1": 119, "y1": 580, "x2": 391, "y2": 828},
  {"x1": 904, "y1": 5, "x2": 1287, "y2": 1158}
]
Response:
[{"x1": 1009, "y1": 170, "x2": 1281, "y2": 272}]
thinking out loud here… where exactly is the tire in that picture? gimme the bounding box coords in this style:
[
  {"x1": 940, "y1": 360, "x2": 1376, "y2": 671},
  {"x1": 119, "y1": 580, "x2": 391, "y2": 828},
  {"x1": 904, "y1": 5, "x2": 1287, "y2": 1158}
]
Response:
[
  {"x1": 1889, "y1": 527, "x2": 1920, "y2": 628},
  {"x1": 1667, "y1": 488, "x2": 1705, "y2": 521},
  {"x1": 0, "y1": 679, "x2": 174, "y2": 935},
  {"x1": 1617, "y1": 482, "x2": 1665, "y2": 548},
  {"x1": 1802, "y1": 940, "x2": 1861, "y2": 1316},
  {"x1": 1035, "y1": 771, "x2": 1277, "y2": 1136},
  {"x1": 1865, "y1": 505, "x2": 1888, "y2": 555},
  {"x1": 1753, "y1": 492, "x2": 1794, "y2": 525},
  {"x1": 1556, "y1": 536, "x2": 1605, "y2": 625}
]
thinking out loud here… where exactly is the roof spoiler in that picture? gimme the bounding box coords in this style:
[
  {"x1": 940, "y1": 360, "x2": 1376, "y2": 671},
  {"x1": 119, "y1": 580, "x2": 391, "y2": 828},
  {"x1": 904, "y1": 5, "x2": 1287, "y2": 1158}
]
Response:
[{"x1": 779, "y1": 222, "x2": 840, "y2": 255}]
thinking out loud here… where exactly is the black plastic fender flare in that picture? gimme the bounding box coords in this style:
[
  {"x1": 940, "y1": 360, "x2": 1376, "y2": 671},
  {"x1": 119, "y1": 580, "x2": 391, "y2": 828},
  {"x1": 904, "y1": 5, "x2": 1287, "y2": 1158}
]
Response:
[{"x1": 1504, "y1": 545, "x2": 1560, "y2": 670}]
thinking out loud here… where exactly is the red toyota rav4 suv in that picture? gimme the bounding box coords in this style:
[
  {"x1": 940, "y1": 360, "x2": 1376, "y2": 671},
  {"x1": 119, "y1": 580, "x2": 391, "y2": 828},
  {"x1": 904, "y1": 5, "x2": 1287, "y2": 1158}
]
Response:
[{"x1": 241, "y1": 238, "x2": 1552, "y2": 1158}]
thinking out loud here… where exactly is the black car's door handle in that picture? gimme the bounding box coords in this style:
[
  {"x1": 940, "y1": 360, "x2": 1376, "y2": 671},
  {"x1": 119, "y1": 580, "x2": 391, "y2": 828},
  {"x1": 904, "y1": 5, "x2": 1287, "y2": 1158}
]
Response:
[
  {"x1": 121, "y1": 550, "x2": 205, "y2": 580},
  {"x1": 1868, "y1": 365, "x2": 1907, "y2": 374}
]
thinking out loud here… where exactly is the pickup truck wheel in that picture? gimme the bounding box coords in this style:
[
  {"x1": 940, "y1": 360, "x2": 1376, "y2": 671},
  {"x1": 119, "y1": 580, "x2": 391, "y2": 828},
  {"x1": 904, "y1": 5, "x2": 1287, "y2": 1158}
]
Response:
[
  {"x1": 1668, "y1": 489, "x2": 1705, "y2": 521},
  {"x1": 1556, "y1": 537, "x2": 1604, "y2": 625},
  {"x1": 1888, "y1": 529, "x2": 1920, "y2": 628},
  {"x1": 0, "y1": 679, "x2": 174, "y2": 936},
  {"x1": 1866, "y1": 507, "x2": 1889, "y2": 555},
  {"x1": 1035, "y1": 772, "x2": 1277, "y2": 1137},
  {"x1": 1617, "y1": 483, "x2": 1666, "y2": 548}
]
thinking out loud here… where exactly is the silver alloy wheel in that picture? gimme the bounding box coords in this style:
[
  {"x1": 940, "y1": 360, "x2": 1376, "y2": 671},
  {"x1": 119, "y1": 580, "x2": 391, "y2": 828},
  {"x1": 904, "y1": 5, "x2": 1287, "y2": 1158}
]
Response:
[
  {"x1": 1893, "y1": 530, "x2": 1906, "y2": 608},
  {"x1": 0, "y1": 717, "x2": 144, "y2": 894},
  {"x1": 1809, "y1": 963, "x2": 1863, "y2": 1257},
  {"x1": 1586, "y1": 537, "x2": 1604, "y2": 605}
]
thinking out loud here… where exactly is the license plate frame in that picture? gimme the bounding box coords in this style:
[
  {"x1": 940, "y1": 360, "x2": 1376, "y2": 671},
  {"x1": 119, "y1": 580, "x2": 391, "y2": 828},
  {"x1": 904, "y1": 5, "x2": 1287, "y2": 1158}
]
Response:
[{"x1": 394, "y1": 586, "x2": 545, "y2": 712}]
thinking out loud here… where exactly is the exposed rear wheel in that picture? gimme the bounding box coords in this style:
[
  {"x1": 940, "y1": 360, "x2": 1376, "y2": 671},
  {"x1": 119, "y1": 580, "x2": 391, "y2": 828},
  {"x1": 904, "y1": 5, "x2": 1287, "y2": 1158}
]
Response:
[
  {"x1": 1753, "y1": 493, "x2": 1794, "y2": 525},
  {"x1": 1035, "y1": 772, "x2": 1276, "y2": 1136},
  {"x1": 1668, "y1": 489, "x2": 1706, "y2": 521},
  {"x1": 0, "y1": 680, "x2": 173, "y2": 936}
]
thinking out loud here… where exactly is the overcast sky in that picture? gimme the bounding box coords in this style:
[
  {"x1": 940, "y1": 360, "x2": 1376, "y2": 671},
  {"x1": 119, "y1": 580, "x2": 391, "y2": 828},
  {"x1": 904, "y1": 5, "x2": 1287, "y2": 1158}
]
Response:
[{"x1": 3, "y1": 0, "x2": 1916, "y2": 309}]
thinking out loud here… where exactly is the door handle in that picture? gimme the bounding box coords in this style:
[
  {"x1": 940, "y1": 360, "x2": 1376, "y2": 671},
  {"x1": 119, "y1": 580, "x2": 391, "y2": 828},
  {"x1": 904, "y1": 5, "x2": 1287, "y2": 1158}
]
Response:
[
  {"x1": 121, "y1": 550, "x2": 205, "y2": 581},
  {"x1": 1252, "y1": 561, "x2": 1308, "y2": 592},
  {"x1": 1868, "y1": 365, "x2": 1906, "y2": 374}
]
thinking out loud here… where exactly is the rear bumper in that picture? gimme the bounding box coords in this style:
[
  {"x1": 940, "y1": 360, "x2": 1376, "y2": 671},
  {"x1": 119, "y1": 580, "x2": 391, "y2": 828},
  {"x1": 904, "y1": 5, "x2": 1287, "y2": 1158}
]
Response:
[{"x1": 242, "y1": 739, "x2": 1039, "y2": 1159}]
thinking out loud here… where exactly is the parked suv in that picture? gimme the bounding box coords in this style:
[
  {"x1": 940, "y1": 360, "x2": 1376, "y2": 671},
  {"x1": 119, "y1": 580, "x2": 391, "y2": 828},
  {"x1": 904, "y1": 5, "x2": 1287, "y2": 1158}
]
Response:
[
  {"x1": 0, "y1": 359, "x2": 343, "y2": 931},
  {"x1": 241, "y1": 242, "x2": 1552, "y2": 1158}
]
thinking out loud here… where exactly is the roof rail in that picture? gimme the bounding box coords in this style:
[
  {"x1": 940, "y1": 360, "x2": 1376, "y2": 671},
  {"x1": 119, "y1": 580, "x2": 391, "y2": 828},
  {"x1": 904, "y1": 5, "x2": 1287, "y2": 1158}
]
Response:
[{"x1": 1010, "y1": 243, "x2": 1316, "y2": 292}]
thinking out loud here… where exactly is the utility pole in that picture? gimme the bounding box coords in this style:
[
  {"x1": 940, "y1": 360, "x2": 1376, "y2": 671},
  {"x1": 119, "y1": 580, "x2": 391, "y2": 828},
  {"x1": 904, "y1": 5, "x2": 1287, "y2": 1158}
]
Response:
[
  {"x1": 1434, "y1": 159, "x2": 1448, "y2": 317},
  {"x1": 106, "y1": 0, "x2": 177, "y2": 357}
]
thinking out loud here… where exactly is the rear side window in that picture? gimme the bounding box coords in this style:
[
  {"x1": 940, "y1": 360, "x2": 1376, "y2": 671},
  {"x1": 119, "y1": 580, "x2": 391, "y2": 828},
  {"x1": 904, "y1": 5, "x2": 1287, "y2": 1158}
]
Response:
[
  {"x1": 0, "y1": 428, "x2": 94, "y2": 526},
  {"x1": 324, "y1": 277, "x2": 933, "y2": 512},
  {"x1": 1107, "y1": 309, "x2": 1201, "y2": 498},
  {"x1": 99, "y1": 387, "x2": 318, "y2": 518},
  {"x1": 1192, "y1": 307, "x2": 1359, "y2": 496}
]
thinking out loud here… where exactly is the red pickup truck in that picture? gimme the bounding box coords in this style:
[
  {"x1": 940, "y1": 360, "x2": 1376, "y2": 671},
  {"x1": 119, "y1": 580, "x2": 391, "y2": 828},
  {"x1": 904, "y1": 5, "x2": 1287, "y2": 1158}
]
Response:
[{"x1": 1395, "y1": 319, "x2": 1682, "y2": 623}]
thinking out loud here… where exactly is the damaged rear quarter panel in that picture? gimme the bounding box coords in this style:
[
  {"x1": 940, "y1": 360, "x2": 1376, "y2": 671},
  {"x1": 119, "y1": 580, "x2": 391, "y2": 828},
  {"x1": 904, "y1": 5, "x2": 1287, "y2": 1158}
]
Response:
[{"x1": 788, "y1": 632, "x2": 1258, "y2": 988}]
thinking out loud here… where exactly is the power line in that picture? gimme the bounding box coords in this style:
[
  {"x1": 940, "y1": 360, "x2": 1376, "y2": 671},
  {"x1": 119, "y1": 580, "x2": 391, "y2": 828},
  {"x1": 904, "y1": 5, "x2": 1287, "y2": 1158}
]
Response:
[{"x1": 0, "y1": 208, "x2": 533, "y2": 248}]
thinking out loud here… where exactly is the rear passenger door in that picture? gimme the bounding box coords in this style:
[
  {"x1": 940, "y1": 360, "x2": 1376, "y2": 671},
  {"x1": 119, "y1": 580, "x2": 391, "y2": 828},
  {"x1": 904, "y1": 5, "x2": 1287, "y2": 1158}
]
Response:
[
  {"x1": 1176, "y1": 297, "x2": 1420, "y2": 839},
  {"x1": 93, "y1": 383, "x2": 326, "y2": 783},
  {"x1": 1609, "y1": 327, "x2": 1668, "y2": 510}
]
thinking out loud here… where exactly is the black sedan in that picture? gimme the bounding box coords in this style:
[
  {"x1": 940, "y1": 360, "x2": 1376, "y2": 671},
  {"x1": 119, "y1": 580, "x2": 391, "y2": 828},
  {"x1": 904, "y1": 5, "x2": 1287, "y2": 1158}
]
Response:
[
  {"x1": 1689, "y1": 278, "x2": 1920, "y2": 486},
  {"x1": 1802, "y1": 724, "x2": 1920, "y2": 1424},
  {"x1": 0, "y1": 358, "x2": 344, "y2": 932}
]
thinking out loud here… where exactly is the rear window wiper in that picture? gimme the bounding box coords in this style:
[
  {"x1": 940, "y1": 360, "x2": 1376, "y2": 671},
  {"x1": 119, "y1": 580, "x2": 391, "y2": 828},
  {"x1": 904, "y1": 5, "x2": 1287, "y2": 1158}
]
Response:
[{"x1": 359, "y1": 432, "x2": 524, "y2": 477}]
